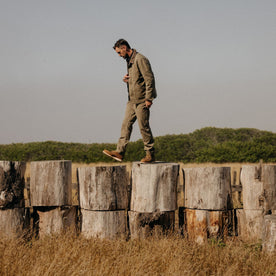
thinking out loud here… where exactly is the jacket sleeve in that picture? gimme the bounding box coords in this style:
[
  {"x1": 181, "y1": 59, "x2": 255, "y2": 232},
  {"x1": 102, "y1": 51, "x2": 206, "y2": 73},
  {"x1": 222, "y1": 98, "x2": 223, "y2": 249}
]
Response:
[{"x1": 137, "y1": 56, "x2": 157, "y2": 101}]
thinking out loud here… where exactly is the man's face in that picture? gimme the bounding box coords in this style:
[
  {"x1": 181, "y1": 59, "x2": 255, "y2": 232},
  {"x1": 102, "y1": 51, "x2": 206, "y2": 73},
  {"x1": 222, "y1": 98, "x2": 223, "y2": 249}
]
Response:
[{"x1": 115, "y1": 46, "x2": 128, "y2": 59}]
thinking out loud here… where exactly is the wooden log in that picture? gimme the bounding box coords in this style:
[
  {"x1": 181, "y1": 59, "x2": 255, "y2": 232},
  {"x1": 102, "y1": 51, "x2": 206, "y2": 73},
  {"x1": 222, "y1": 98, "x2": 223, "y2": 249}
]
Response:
[
  {"x1": 236, "y1": 209, "x2": 264, "y2": 240},
  {"x1": 0, "y1": 208, "x2": 27, "y2": 238},
  {"x1": 37, "y1": 206, "x2": 77, "y2": 238},
  {"x1": 78, "y1": 166, "x2": 128, "y2": 210},
  {"x1": 131, "y1": 162, "x2": 179, "y2": 212},
  {"x1": 0, "y1": 161, "x2": 26, "y2": 209},
  {"x1": 81, "y1": 210, "x2": 127, "y2": 239},
  {"x1": 185, "y1": 209, "x2": 208, "y2": 244},
  {"x1": 128, "y1": 211, "x2": 175, "y2": 239},
  {"x1": 30, "y1": 161, "x2": 72, "y2": 206},
  {"x1": 183, "y1": 167, "x2": 232, "y2": 210},
  {"x1": 184, "y1": 209, "x2": 229, "y2": 244},
  {"x1": 262, "y1": 165, "x2": 276, "y2": 212},
  {"x1": 240, "y1": 165, "x2": 276, "y2": 213},
  {"x1": 262, "y1": 215, "x2": 276, "y2": 253}
]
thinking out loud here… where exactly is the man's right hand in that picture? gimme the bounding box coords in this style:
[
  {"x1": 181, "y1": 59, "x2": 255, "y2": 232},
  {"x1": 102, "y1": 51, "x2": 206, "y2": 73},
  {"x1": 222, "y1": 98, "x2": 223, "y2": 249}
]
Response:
[{"x1": 123, "y1": 74, "x2": 129, "y2": 83}]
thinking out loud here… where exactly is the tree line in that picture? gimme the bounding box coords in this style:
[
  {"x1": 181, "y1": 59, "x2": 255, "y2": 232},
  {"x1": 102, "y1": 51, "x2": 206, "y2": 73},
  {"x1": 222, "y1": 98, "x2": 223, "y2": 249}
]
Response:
[{"x1": 0, "y1": 127, "x2": 275, "y2": 163}]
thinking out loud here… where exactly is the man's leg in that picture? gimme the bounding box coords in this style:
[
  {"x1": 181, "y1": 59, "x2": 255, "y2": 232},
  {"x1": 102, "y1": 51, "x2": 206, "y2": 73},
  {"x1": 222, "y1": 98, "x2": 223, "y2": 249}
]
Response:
[
  {"x1": 116, "y1": 102, "x2": 137, "y2": 156},
  {"x1": 136, "y1": 102, "x2": 155, "y2": 155}
]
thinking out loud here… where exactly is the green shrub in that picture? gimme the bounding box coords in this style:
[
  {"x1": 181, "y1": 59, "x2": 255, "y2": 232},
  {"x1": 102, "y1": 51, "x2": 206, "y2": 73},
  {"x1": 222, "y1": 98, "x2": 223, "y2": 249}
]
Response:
[{"x1": 0, "y1": 127, "x2": 275, "y2": 163}]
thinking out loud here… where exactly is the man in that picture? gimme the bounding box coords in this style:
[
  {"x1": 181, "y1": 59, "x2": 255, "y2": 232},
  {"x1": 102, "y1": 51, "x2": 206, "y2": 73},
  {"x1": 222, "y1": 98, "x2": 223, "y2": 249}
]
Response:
[{"x1": 103, "y1": 39, "x2": 157, "y2": 163}]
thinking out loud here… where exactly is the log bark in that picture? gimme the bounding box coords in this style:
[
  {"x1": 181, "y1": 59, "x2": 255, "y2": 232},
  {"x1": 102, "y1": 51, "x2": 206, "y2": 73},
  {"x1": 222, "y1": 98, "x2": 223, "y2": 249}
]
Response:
[
  {"x1": 81, "y1": 210, "x2": 127, "y2": 239},
  {"x1": 0, "y1": 161, "x2": 26, "y2": 209},
  {"x1": 262, "y1": 215, "x2": 276, "y2": 253},
  {"x1": 236, "y1": 209, "x2": 264, "y2": 240},
  {"x1": 184, "y1": 209, "x2": 229, "y2": 244},
  {"x1": 240, "y1": 165, "x2": 276, "y2": 213},
  {"x1": 131, "y1": 162, "x2": 179, "y2": 212},
  {"x1": 30, "y1": 161, "x2": 72, "y2": 206},
  {"x1": 128, "y1": 211, "x2": 175, "y2": 239},
  {"x1": 0, "y1": 208, "x2": 27, "y2": 238},
  {"x1": 183, "y1": 167, "x2": 232, "y2": 210},
  {"x1": 78, "y1": 166, "x2": 128, "y2": 210},
  {"x1": 37, "y1": 206, "x2": 77, "y2": 237}
]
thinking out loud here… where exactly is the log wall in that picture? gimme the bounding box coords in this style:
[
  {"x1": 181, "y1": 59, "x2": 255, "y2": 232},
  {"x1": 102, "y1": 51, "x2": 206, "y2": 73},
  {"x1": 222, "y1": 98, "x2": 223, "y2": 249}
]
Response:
[{"x1": 1, "y1": 160, "x2": 276, "y2": 252}]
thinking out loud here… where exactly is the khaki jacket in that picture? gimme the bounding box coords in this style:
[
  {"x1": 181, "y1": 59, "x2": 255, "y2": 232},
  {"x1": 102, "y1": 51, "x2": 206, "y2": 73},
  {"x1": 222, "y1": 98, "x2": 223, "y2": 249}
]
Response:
[{"x1": 127, "y1": 49, "x2": 157, "y2": 103}]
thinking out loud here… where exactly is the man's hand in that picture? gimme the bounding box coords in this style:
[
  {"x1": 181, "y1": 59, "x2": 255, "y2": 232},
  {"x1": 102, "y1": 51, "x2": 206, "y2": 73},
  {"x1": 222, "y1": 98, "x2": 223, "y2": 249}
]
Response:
[
  {"x1": 145, "y1": 100, "x2": 153, "y2": 108},
  {"x1": 123, "y1": 74, "x2": 129, "y2": 83}
]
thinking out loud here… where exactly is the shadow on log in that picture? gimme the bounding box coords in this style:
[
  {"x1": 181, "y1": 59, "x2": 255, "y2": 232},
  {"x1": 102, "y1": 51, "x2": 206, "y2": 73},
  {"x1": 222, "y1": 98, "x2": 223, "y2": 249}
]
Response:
[
  {"x1": 128, "y1": 211, "x2": 175, "y2": 239},
  {"x1": 0, "y1": 161, "x2": 26, "y2": 209}
]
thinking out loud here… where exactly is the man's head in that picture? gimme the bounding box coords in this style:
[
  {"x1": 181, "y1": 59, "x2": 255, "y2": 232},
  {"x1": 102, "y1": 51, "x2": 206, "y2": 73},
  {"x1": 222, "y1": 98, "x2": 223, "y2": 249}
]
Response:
[{"x1": 113, "y1": 39, "x2": 132, "y2": 59}]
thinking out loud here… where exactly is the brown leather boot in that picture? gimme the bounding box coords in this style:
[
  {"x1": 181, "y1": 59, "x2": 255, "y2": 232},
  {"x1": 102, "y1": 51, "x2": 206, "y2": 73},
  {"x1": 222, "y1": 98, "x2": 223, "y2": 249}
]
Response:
[
  {"x1": 103, "y1": 149, "x2": 123, "y2": 162},
  {"x1": 140, "y1": 152, "x2": 155, "y2": 163}
]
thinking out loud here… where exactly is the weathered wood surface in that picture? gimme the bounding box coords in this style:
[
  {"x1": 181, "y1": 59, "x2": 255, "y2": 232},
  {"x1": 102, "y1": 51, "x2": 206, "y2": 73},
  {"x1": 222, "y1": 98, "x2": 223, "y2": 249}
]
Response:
[
  {"x1": 0, "y1": 161, "x2": 26, "y2": 209},
  {"x1": 184, "y1": 209, "x2": 229, "y2": 244},
  {"x1": 262, "y1": 215, "x2": 276, "y2": 253},
  {"x1": 0, "y1": 208, "x2": 27, "y2": 238},
  {"x1": 183, "y1": 167, "x2": 232, "y2": 210},
  {"x1": 30, "y1": 161, "x2": 72, "y2": 206},
  {"x1": 231, "y1": 166, "x2": 243, "y2": 209},
  {"x1": 37, "y1": 206, "x2": 77, "y2": 237},
  {"x1": 78, "y1": 166, "x2": 128, "y2": 210},
  {"x1": 81, "y1": 210, "x2": 127, "y2": 239},
  {"x1": 236, "y1": 209, "x2": 264, "y2": 240},
  {"x1": 262, "y1": 165, "x2": 276, "y2": 212},
  {"x1": 241, "y1": 165, "x2": 276, "y2": 213},
  {"x1": 128, "y1": 211, "x2": 175, "y2": 239},
  {"x1": 131, "y1": 162, "x2": 179, "y2": 212}
]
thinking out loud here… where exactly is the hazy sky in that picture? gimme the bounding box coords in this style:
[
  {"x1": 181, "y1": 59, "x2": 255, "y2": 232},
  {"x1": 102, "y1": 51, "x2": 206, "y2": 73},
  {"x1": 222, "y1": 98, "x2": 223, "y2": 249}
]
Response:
[{"x1": 0, "y1": 0, "x2": 275, "y2": 144}]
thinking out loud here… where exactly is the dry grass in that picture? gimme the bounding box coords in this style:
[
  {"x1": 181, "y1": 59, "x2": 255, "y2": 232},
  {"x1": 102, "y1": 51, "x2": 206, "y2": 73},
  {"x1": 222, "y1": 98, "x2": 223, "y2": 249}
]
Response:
[{"x1": 0, "y1": 232, "x2": 275, "y2": 276}]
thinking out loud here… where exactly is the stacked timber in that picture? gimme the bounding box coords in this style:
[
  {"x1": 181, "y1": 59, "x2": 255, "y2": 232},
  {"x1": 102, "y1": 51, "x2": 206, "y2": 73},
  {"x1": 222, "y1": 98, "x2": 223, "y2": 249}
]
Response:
[
  {"x1": 78, "y1": 165, "x2": 128, "y2": 239},
  {"x1": 129, "y1": 162, "x2": 179, "y2": 239},
  {"x1": 237, "y1": 165, "x2": 276, "y2": 240},
  {"x1": 30, "y1": 161, "x2": 76, "y2": 237},
  {"x1": 183, "y1": 167, "x2": 232, "y2": 243},
  {"x1": 0, "y1": 161, "x2": 28, "y2": 238}
]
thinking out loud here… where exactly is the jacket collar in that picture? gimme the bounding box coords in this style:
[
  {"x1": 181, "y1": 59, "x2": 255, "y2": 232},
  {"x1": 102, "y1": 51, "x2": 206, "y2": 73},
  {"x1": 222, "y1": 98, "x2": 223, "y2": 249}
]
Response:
[{"x1": 127, "y1": 49, "x2": 137, "y2": 66}]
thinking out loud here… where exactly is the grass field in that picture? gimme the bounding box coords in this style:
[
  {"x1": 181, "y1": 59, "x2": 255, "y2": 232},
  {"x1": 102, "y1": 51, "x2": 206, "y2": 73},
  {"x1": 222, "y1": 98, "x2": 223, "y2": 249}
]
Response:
[{"x1": 0, "y1": 232, "x2": 275, "y2": 276}]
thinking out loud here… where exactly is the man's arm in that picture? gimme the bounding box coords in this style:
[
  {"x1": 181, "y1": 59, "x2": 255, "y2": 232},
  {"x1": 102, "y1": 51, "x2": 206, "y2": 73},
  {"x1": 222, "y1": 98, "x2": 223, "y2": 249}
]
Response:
[{"x1": 137, "y1": 56, "x2": 157, "y2": 102}]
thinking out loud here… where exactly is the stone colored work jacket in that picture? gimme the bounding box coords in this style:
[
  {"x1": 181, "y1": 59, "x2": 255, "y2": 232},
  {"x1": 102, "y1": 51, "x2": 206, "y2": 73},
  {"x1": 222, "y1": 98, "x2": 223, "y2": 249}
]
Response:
[{"x1": 127, "y1": 49, "x2": 157, "y2": 103}]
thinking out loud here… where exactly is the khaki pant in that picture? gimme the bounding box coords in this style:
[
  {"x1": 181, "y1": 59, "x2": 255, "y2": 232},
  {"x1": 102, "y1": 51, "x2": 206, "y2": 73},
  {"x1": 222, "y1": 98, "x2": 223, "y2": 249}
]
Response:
[{"x1": 116, "y1": 101, "x2": 154, "y2": 155}]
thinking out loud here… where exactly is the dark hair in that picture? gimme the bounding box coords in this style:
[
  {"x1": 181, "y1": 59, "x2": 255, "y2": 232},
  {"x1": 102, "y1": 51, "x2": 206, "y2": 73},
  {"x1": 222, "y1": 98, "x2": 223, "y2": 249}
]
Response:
[{"x1": 113, "y1": 39, "x2": 131, "y2": 50}]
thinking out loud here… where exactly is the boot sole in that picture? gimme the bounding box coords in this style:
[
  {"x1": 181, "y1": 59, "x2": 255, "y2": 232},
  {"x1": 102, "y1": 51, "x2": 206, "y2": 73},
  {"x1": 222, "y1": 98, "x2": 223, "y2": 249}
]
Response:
[{"x1": 102, "y1": 150, "x2": 122, "y2": 162}]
